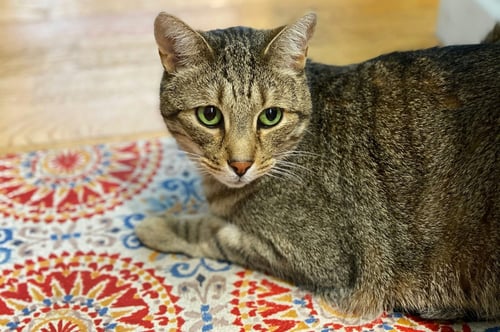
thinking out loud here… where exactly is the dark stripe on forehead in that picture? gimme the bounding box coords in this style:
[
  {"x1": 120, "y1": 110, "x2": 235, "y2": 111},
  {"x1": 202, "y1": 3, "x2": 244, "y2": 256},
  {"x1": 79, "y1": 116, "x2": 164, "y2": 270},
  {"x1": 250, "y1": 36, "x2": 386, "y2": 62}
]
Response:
[
  {"x1": 217, "y1": 85, "x2": 224, "y2": 106},
  {"x1": 246, "y1": 57, "x2": 257, "y2": 99},
  {"x1": 258, "y1": 84, "x2": 267, "y2": 108},
  {"x1": 204, "y1": 26, "x2": 271, "y2": 106},
  {"x1": 231, "y1": 84, "x2": 237, "y2": 100}
]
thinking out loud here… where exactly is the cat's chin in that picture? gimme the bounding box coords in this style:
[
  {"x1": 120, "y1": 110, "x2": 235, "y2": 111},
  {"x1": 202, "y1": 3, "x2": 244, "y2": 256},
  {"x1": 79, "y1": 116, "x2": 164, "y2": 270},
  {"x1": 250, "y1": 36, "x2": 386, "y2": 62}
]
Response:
[
  {"x1": 202, "y1": 162, "x2": 261, "y2": 188},
  {"x1": 211, "y1": 175, "x2": 255, "y2": 189},
  {"x1": 220, "y1": 179, "x2": 252, "y2": 189}
]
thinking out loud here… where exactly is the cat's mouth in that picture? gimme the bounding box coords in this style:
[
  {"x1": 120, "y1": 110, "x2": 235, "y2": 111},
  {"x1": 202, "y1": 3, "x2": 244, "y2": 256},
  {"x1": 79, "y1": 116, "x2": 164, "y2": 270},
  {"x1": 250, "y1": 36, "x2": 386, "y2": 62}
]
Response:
[
  {"x1": 229, "y1": 178, "x2": 251, "y2": 188},
  {"x1": 215, "y1": 168, "x2": 256, "y2": 188},
  {"x1": 207, "y1": 173, "x2": 253, "y2": 188},
  {"x1": 206, "y1": 160, "x2": 260, "y2": 188}
]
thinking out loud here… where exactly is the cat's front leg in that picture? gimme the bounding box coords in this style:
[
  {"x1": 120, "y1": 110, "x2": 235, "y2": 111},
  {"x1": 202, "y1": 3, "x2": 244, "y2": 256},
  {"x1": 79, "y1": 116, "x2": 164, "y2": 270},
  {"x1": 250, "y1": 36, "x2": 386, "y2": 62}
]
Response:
[
  {"x1": 135, "y1": 214, "x2": 283, "y2": 271},
  {"x1": 135, "y1": 214, "x2": 229, "y2": 259}
]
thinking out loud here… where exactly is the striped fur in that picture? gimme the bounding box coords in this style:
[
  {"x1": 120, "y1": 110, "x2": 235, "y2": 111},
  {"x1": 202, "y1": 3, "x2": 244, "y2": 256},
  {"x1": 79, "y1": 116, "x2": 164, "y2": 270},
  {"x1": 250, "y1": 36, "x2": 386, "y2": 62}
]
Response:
[{"x1": 136, "y1": 13, "x2": 500, "y2": 320}]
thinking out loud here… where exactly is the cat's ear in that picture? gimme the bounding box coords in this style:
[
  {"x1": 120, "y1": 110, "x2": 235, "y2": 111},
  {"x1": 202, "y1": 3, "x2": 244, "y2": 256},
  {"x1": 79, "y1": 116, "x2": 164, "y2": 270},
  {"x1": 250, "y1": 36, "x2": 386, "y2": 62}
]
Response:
[
  {"x1": 154, "y1": 12, "x2": 213, "y2": 73},
  {"x1": 264, "y1": 13, "x2": 317, "y2": 72}
]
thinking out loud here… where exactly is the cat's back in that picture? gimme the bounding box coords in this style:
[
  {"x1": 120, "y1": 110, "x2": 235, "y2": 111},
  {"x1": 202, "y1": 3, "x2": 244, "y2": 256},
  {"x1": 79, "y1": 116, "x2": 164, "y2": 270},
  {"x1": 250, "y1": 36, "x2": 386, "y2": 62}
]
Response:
[
  {"x1": 306, "y1": 45, "x2": 500, "y2": 249},
  {"x1": 305, "y1": 44, "x2": 499, "y2": 180},
  {"x1": 365, "y1": 44, "x2": 499, "y2": 119},
  {"x1": 305, "y1": 43, "x2": 499, "y2": 175},
  {"x1": 307, "y1": 43, "x2": 499, "y2": 113},
  {"x1": 305, "y1": 43, "x2": 499, "y2": 231}
]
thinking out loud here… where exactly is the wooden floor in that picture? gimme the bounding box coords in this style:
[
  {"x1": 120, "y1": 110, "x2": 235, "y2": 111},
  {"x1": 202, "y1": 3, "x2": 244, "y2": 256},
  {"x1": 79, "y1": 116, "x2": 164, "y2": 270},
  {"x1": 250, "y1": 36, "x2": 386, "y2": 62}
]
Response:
[{"x1": 0, "y1": 0, "x2": 438, "y2": 154}]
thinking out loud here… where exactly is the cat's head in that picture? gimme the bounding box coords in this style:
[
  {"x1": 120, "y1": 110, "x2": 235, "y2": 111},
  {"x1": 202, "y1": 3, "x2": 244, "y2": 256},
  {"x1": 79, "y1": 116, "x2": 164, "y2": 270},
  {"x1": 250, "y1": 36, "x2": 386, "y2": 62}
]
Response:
[{"x1": 154, "y1": 13, "x2": 316, "y2": 188}]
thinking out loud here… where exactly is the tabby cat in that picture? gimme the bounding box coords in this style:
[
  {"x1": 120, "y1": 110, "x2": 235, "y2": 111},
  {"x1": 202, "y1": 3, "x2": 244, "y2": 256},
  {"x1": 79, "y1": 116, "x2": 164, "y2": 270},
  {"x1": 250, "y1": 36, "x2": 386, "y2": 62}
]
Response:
[{"x1": 136, "y1": 12, "x2": 500, "y2": 320}]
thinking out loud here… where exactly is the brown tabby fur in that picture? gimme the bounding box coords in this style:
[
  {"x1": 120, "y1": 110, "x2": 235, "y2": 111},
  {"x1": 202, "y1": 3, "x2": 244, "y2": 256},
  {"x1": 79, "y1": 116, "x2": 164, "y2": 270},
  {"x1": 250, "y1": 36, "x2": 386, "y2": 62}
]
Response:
[{"x1": 136, "y1": 13, "x2": 500, "y2": 320}]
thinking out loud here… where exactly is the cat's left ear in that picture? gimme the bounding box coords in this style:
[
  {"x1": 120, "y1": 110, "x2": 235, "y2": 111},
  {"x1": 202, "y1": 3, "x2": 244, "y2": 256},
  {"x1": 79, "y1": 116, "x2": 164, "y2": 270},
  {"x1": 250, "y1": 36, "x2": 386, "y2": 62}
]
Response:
[
  {"x1": 264, "y1": 13, "x2": 317, "y2": 72},
  {"x1": 154, "y1": 12, "x2": 213, "y2": 73}
]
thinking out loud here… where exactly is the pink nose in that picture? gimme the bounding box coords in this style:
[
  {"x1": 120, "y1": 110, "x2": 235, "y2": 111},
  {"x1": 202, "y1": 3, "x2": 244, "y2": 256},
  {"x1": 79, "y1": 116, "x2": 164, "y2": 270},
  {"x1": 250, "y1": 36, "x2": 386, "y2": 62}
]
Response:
[{"x1": 228, "y1": 160, "x2": 253, "y2": 176}]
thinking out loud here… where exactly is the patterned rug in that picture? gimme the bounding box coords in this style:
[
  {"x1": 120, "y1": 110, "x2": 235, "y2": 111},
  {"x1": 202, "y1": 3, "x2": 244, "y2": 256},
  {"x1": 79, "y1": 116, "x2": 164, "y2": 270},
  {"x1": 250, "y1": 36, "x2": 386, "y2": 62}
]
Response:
[{"x1": 0, "y1": 137, "x2": 498, "y2": 332}]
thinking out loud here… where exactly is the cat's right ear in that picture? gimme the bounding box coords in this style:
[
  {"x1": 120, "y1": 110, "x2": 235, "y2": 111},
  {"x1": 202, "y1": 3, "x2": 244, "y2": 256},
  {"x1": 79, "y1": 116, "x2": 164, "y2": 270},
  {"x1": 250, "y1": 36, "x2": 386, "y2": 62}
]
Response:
[
  {"x1": 264, "y1": 13, "x2": 317, "y2": 73},
  {"x1": 154, "y1": 13, "x2": 213, "y2": 73}
]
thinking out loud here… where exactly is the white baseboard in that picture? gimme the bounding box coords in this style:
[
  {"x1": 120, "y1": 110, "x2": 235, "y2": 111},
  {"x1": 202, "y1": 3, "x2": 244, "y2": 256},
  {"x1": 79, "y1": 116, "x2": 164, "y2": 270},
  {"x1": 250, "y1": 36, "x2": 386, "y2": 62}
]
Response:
[{"x1": 437, "y1": 0, "x2": 500, "y2": 44}]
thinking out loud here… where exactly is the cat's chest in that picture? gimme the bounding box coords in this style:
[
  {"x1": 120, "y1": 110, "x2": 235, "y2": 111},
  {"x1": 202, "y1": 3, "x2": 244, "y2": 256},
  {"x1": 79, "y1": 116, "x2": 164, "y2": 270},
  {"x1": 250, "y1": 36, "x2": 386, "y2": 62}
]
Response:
[
  {"x1": 202, "y1": 177, "x2": 253, "y2": 218},
  {"x1": 207, "y1": 194, "x2": 239, "y2": 218}
]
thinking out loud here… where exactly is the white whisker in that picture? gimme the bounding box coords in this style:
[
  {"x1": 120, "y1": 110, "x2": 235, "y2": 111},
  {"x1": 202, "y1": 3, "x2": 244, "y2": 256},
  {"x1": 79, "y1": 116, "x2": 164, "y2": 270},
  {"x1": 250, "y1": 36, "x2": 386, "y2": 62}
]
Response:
[
  {"x1": 275, "y1": 159, "x2": 312, "y2": 173},
  {"x1": 269, "y1": 166, "x2": 303, "y2": 184},
  {"x1": 263, "y1": 172, "x2": 281, "y2": 180},
  {"x1": 181, "y1": 151, "x2": 203, "y2": 162},
  {"x1": 275, "y1": 150, "x2": 322, "y2": 159}
]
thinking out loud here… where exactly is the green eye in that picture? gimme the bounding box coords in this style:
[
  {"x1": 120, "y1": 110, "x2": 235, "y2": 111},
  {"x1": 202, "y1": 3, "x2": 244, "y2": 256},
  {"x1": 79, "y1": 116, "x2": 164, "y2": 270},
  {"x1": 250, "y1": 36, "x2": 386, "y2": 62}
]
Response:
[
  {"x1": 196, "y1": 106, "x2": 223, "y2": 127},
  {"x1": 258, "y1": 107, "x2": 283, "y2": 128}
]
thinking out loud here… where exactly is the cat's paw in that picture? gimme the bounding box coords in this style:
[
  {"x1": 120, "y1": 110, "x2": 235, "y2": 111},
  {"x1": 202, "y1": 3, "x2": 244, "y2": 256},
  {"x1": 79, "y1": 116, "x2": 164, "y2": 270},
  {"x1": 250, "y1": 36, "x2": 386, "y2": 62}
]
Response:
[
  {"x1": 135, "y1": 215, "x2": 193, "y2": 255},
  {"x1": 319, "y1": 289, "x2": 384, "y2": 324},
  {"x1": 318, "y1": 297, "x2": 383, "y2": 325}
]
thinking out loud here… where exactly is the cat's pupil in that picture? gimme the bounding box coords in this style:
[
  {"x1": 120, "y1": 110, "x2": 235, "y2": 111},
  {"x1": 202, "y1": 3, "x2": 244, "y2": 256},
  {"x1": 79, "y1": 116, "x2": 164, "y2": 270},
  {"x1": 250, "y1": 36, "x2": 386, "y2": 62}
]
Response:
[
  {"x1": 204, "y1": 106, "x2": 217, "y2": 121},
  {"x1": 265, "y1": 108, "x2": 279, "y2": 121}
]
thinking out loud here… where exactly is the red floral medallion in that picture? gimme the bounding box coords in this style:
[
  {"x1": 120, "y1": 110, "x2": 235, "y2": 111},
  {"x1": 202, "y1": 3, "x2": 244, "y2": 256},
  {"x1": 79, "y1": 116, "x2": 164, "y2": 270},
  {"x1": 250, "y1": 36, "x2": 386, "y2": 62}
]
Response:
[
  {"x1": 230, "y1": 270, "x2": 321, "y2": 331},
  {"x1": 0, "y1": 140, "x2": 162, "y2": 223},
  {"x1": 0, "y1": 251, "x2": 184, "y2": 331}
]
